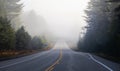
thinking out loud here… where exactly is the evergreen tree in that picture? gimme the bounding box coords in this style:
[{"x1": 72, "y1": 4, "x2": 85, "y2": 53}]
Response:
[
  {"x1": 0, "y1": 0, "x2": 22, "y2": 30},
  {"x1": 78, "y1": 0, "x2": 120, "y2": 57},
  {"x1": 78, "y1": 0, "x2": 110, "y2": 52},
  {"x1": 28, "y1": 36, "x2": 43, "y2": 50},
  {"x1": 107, "y1": 1, "x2": 120, "y2": 56},
  {"x1": 0, "y1": 0, "x2": 22, "y2": 19},
  {"x1": 15, "y1": 26, "x2": 31, "y2": 50},
  {"x1": 0, "y1": 17, "x2": 15, "y2": 50}
]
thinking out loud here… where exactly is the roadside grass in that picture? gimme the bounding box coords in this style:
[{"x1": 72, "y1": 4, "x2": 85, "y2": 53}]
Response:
[
  {"x1": 0, "y1": 44, "x2": 53, "y2": 61},
  {"x1": 0, "y1": 50, "x2": 40, "y2": 61}
]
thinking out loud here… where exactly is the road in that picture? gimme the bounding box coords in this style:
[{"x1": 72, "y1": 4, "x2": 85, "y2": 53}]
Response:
[{"x1": 0, "y1": 42, "x2": 119, "y2": 71}]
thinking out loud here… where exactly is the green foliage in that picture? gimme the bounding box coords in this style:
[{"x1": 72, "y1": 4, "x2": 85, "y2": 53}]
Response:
[
  {"x1": 0, "y1": 0, "x2": 22, "y2": 31},
  {"x1": 0, "y1": 0, "x2": 45, "y2": 51},
  {"x1": 0, "y1": 0, "x2": 22, "y2": 50},
  {"x1": 0, "y1": 17, "x2": 15, "y2": 50},
  {"x1": 28, "y1": 36, "x2": 43, "y2": 50},
  {"x1": 15, "y1": 26, "x2": 31, "y2": 50}
]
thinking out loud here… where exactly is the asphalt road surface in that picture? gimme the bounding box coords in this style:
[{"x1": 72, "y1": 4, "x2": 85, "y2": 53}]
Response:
[{"x1": 0, "y1": 42, "x2": 119, "y2": 71}]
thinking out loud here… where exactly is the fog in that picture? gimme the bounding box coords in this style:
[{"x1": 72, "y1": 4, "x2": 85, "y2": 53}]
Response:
[{"x1": 20, "y1": 0, "x2": 90, "y2": 42}]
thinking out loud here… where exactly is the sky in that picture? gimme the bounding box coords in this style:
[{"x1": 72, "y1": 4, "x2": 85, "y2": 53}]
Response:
[{"x1": 20, "y1": 0, "x2": 90, "y2": 42}]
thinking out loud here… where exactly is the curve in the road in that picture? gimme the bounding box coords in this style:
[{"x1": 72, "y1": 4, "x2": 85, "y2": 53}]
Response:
[
  {"x1": 88, "y1": 54, "x2": 113, "y2": 71},
  {"x1": 0, "y1": 50, "x2": 54, "y2": 69}
]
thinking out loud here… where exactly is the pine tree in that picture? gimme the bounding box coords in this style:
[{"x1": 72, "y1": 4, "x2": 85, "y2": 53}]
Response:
[
  {"x1": 28, "y1": 36, "x2": 43, "y2": 50},
  {"x1": 0, "y1": 17, "x2": 15, "y2": 50},
  {"x1": 0, "y1": 0, "x2": 22, "y2": 19},
  {"x1": 107, "y1": 1, "x2": 120, "y2": 56},
  {"x1": 78, "y1": 0, "x2": 110, "y2": 52},
  {"x1": 15, "y1": 26, "x2": 31, "y2": 50}
]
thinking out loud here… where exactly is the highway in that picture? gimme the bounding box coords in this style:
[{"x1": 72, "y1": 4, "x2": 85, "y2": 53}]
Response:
[{"x1": 0, "y1": 42, "x2": 119, "y2": 71}]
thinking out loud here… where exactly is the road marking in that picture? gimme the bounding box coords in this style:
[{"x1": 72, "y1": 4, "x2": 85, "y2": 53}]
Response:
[
  {"x1": 0, "y1": 55, "x2": 40, "y2": 69},
  {"x1": 45, "y1": 49, "x2": 62, "y2": 71},
  {"x1": 0, "y1": 51, "x2": 52, "y2": 69},
  {"x1": 88, "y1": 54, "x2": 113, "y2": 71}
]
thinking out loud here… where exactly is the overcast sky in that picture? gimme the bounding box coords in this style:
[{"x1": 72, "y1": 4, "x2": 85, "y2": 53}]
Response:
[{"x1": 20, "y1": 0, "x2": 90, "y2": 42}]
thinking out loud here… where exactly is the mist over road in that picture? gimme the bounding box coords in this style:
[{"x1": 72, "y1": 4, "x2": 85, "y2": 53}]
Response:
[{"x1": 0, "y1": 42, "x2": 119, "y2": 71}]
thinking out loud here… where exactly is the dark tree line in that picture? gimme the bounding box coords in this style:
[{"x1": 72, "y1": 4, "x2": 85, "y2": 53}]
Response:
[
  {"x1": 78, "y1": 0, "x2": 120, "y2": 57},
  {"x1": 0, "y1": 0, "x2": 45, "y2": 51}
]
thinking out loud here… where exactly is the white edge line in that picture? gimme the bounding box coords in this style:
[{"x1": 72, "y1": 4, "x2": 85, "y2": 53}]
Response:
[
  {"x1": 0, "y1": 51, "x2": 50, "y2": 69},
  {"x1": 0, "y1": 54, "x2": 41, "y2": 69},
  {"x1": 88, "y1": 54, "x2": 113, "y2": 71}
]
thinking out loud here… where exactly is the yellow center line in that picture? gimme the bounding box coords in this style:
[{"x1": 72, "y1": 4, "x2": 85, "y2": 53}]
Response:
[{"x1": 45, "y1": 49, "x2": 63, "y2": 71}]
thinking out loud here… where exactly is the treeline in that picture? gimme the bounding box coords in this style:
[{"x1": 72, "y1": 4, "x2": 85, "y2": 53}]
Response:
[
  {"x1": 0, "y1": 0, "x2": 45, "y2": 51},
  {"x1": 78, "y1": 0, "x2": 120, "y2": 57}
]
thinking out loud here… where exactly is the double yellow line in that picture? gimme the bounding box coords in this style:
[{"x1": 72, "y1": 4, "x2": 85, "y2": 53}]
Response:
[{"x1": 45, "y1": 49, "x2": 63, "y2": 71}]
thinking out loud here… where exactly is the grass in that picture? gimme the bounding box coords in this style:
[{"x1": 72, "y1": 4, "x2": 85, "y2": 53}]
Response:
[
  {"x1": 0, "y1": 50, "x2": 38, "y2": 61},
  {"x1": 0, "y1": 44, "x2": 53, "y2": 61}
]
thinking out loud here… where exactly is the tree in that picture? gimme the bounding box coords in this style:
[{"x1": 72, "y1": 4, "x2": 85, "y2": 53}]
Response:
[
  {"x1": 107, "y1": 2, "x2": 120, "y2": 56},
  {"x1": 15, "y1": 26, "x2": 31, "y2": 50},
  {"x1": 0, "y1": 17, "x2": 15, "y2": 50},
  {"x1": 78, "y1": 0, "x2": 120, "y2": 57},
  {"x1": 28, "y1": 36, "x2": 43, "y2": 50},
  {"x1": 0, "y1": 0, "x2": 22, "y2": 30},
  {"x1": 78, "y1": 0, "x2": 110, "y2": 52},
  {"x1": 0, "y1": 0, "x2": 22, "y2": 19}
]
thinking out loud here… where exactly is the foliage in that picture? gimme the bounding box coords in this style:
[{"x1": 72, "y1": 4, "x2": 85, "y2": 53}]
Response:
[
  {"x1": 0, "y1": 0, "x2": 22, "y2": 19},
  {"x1": 78, "y1": 0, "x2": 120, "y2": 57},
  {"x1": 108, "y1": 4, "x2": 120, "y2": 56},
  {"x1": 0, "y1": 0, "x2": 45, "y2": 51},
  {"x1": 0, "y1": 17, "x2": 15, "y2": 50},
  {"x1": 78, "y1": 0, "x2": 110, "y2": 52},
  {"x1": 15, "y1": 26, "x2": 31, "y2": 50},
  {"x1": 28, "y1": 36, "x2": 43, "y2": 50}
]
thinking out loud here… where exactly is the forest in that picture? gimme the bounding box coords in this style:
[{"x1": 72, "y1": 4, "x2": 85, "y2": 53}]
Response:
[
  {"x1": 0, "y1": 0, "x2": 120, "y2": 63},
  {"x1": 78, "y1": 0, "x2": 120, "y2": 62},
  {"x1": 0, "y1": 0, "x2": 48, "y2": 59}
]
